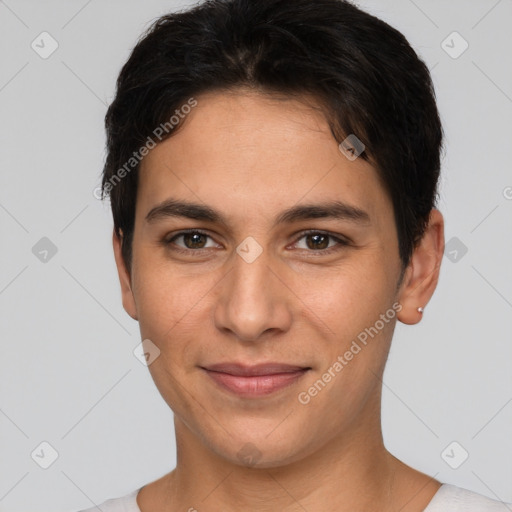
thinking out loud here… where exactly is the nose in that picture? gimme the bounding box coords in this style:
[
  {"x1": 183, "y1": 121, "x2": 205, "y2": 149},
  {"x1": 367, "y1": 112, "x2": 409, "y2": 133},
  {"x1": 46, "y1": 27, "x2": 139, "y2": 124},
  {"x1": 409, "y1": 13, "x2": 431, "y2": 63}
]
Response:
[{"x1": 213, "y1": 245, "x2": 293, "y2": 343}]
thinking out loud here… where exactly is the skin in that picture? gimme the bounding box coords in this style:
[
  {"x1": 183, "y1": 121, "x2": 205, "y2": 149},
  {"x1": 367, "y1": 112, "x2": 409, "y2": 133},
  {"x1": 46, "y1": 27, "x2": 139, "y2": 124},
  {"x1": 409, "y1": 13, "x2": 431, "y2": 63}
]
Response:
[{"x1": 113, "y1": 88, "x2": 445, "y2": 511}]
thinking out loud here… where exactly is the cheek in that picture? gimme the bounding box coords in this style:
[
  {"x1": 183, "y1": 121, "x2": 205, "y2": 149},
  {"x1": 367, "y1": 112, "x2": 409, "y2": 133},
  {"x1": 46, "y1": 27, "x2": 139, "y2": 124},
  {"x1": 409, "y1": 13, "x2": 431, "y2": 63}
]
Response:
[
  {"x1": 131, "y1": 258, "x2": 209, "y2": 408},
  {"x1": 292, "y1": 256, "x2": 396, "y2": 338},
  {"x1": 131, "y1": 250, "x2": 221, "y2": 354},
  {"x1": 132, "y1": 254, "x2": 183, "y2": 335}
]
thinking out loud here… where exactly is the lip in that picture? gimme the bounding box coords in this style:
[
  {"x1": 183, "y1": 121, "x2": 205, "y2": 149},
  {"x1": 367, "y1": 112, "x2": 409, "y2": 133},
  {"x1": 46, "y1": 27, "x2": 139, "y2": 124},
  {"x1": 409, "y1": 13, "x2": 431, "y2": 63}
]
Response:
[{"x1": 201, "y1": 363, "x2": 311, "y2": 397}]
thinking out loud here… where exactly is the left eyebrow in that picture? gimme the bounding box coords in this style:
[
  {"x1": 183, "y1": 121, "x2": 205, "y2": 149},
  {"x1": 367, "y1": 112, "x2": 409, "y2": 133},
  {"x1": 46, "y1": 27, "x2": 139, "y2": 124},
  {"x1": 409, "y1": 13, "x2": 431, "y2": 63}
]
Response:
[
  {"x1": 274, "y1": 201, "x2": 371, "y2": 226},
  {"x1": 145, "y1": 198, "x2": 371, "y2": 227}
]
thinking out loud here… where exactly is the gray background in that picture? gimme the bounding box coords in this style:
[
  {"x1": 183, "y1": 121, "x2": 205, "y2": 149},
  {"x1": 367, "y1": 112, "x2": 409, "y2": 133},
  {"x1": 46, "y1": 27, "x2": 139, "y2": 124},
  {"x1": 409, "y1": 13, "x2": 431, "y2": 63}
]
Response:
[{"x1": 0, "y1": 0, "x2": 511, "y2": 510}]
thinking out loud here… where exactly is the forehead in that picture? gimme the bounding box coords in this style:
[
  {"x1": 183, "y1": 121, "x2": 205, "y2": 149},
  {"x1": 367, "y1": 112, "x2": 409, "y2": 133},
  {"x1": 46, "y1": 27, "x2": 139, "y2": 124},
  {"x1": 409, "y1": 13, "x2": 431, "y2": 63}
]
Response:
[{"x1": 136, "y1": 89, "x2": 392, "y2": 228}]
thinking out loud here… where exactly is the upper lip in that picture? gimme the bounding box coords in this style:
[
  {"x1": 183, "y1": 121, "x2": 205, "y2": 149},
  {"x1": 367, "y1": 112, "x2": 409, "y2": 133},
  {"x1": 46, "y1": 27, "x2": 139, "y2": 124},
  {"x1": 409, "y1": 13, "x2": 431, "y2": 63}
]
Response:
[{"x1": 202, "y1": 363, "x2": 310, "y2": 376}]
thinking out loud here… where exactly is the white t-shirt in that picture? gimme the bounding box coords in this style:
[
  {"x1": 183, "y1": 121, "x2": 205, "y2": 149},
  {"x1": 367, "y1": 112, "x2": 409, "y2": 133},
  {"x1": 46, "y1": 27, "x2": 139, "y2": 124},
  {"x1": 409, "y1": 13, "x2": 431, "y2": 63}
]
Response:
[{"x1": 77, "y1": 483, "x2": 511, "y2": 511}]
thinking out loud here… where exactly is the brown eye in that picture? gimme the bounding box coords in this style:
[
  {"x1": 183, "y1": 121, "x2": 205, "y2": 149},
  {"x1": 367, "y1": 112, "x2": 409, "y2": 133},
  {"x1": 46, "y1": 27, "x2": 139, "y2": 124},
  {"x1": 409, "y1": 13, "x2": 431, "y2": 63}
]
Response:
[
  {"x1": 305, "y1": 233, "x2": 330, "y2": 250},
  {"x1": 181, "y1": 232, "x2": 208, "y2": 249},
  {"x1": 166, "y1": 230, "x2": 217, "y2": 251},
  {"x1": 293, "y1": 231, "x2": 349, "y2": 253}
]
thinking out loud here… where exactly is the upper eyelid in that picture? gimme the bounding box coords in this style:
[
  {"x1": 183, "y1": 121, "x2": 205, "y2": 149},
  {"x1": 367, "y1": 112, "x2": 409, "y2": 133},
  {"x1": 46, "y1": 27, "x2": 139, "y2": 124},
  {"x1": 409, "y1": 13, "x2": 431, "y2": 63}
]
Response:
[{"x1": 293, "y1": 229, "x2": 350, "y2": 243}]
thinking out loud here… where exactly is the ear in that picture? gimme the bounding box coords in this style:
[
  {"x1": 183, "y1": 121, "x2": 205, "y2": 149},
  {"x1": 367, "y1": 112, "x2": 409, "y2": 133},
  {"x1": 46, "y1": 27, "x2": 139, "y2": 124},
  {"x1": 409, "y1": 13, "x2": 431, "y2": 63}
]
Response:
[
  {"x1": 396, "y1": 209, "x2": 444, "y2": 325},
  {"x1": 112, "y1": 229, "x2": 138, "y2": 321}
]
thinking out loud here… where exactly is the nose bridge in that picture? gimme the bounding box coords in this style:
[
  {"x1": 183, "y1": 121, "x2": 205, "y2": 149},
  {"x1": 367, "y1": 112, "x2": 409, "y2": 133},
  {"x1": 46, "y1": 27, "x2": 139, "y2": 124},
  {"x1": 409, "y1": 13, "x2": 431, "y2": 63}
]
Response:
[
  {"x1": 214, "y1": 238, "x2": 292, "y2": 341},
  {"x1": 232, "y1": 240, "x2": 272, "y2": 301}
]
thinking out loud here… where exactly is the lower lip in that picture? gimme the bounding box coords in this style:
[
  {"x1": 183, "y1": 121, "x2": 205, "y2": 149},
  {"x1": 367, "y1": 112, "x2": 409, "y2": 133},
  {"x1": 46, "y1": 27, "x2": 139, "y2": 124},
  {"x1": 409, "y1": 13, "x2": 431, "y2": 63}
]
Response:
[{"x1": 203, "y1": 369, "x2": 309, "y2": 397}]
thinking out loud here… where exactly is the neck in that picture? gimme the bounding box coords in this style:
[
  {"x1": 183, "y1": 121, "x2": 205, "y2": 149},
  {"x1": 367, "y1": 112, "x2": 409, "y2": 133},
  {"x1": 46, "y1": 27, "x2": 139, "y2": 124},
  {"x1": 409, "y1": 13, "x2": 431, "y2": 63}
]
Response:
[
  {"x1": 138, "y1": 388, "x2": 441, "y2": 511},
  {"x1": 158, "y1": 406, "x2": 423, "y2": 511}
]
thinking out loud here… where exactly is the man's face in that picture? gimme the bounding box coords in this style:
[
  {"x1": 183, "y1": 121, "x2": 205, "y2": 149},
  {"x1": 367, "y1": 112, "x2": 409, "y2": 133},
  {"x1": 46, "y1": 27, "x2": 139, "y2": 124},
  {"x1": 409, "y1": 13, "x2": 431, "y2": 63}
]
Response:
[{"x1": 120, "y1": 89, "x2": 405, "y2": 467}]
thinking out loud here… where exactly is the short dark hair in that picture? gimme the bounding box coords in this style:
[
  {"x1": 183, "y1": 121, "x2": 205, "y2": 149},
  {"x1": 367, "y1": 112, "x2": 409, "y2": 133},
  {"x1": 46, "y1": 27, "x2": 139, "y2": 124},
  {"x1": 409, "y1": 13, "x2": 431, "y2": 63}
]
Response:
[{"x1": 102, "y1": 0, "x2": 443, "y2": 273}]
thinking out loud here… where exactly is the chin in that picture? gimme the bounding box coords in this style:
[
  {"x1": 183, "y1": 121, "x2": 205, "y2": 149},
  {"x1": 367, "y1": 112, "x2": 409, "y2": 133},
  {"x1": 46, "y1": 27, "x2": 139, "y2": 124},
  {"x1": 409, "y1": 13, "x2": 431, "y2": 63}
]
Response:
[{"x1": 207, "y1": 428, "x2": 314, "y2": 470}]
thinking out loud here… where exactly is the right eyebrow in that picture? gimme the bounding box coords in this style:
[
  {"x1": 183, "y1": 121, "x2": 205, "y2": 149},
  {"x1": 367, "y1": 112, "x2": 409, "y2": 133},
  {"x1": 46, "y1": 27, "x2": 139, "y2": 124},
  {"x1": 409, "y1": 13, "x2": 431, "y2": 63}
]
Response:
[{"x1": 145, "y1": 198, "x2": 224, "y2": 225}]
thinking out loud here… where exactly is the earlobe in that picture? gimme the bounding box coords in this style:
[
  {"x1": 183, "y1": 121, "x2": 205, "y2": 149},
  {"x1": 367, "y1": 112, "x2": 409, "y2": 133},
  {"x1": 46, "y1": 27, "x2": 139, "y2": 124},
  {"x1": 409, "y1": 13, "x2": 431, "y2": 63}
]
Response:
[
  {"x1": 396, "y1": 209, "x2": 444, "y2": 325},
  {"x1": 112, "y1": 229, "x2": 138, "y2": 321}
]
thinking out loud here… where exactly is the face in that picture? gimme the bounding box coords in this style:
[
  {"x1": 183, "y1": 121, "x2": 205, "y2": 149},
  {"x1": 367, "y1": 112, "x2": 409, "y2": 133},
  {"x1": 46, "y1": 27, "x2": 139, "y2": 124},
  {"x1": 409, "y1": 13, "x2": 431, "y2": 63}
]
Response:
[{"x1": 116, "y1": 89, "x2": 408, "y2": 467}]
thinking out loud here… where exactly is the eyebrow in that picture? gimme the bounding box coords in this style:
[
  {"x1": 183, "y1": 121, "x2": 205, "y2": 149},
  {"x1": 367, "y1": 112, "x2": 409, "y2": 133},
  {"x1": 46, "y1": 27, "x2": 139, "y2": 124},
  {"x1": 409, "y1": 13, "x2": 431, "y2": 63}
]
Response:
[{"x1": 145, "y1": 198, "x2": 371, "y2": 227}]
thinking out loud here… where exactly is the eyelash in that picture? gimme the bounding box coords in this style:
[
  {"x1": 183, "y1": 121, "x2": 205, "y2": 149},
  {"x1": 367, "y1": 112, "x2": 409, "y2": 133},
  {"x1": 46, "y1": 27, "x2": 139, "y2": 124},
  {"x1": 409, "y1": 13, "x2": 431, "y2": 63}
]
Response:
[{"x1": 163, "y1": 229, "x2": 350, "y2": 256}]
